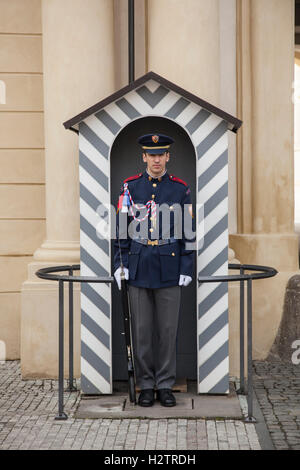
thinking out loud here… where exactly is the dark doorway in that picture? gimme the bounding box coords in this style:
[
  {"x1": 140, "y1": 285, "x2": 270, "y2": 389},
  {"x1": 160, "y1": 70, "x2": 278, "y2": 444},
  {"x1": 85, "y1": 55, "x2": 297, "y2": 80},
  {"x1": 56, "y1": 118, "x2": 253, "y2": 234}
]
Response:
[{"x1": 110, "y1": 116, "x2": 197, "y2": 382}]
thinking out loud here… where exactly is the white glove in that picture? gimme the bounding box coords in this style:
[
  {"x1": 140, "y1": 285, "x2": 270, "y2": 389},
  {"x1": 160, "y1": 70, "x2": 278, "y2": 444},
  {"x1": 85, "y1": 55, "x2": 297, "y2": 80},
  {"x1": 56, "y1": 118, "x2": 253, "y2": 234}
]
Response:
[
  {"x1": 114, "y1": 267, "x2": 129, "y2": 290},
  {"x1": 179, "y1": 274, "x2": 192, "y2": 287}
]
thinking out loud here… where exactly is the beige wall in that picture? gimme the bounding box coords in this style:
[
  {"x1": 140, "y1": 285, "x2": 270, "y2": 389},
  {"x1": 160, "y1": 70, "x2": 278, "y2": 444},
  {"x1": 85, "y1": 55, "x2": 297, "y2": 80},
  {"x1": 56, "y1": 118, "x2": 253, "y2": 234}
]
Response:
[
  {"x1": 0, "y1": 0, "x2": 45, "y2": 360},
  {"x1": 0, "y1": 0, "x2": 297, "y2": 377},
  {"x1": 21, "y1": 0, "x2": 116, "y2": 378}
]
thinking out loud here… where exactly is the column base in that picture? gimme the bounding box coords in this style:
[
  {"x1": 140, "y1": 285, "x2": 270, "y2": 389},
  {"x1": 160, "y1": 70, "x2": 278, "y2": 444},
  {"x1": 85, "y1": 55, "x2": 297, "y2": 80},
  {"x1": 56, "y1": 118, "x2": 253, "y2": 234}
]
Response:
[
  {"x1": 33, "y1": 240, "x2": 80, "y2": 262},
  {"x1": 21, "y1": 260, "x2": 81, "y2": 379},
  {"x1": 228, "y1": 233, "x2": 299, "y2": 370},
  {"x1": 230, "y1": 233, "x2": 299, "y2": 271}
]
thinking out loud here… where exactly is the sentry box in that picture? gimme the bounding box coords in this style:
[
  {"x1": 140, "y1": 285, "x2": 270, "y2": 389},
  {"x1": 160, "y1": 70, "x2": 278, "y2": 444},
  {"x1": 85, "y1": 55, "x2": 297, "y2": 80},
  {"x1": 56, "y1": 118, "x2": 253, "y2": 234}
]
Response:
[{"x1": 63, "y1": 71, "x2": 242, "y2": 395}]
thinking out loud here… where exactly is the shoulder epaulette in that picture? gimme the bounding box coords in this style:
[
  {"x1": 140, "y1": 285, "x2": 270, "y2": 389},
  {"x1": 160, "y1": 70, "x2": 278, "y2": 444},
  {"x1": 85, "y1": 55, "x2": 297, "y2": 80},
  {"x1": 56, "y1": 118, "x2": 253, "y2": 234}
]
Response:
[
  {"x1": 123, "y1": 173, "x2": 142, "y2": 183},
  {"x1": 169, "y1": 174, "x2": 188, "y2": 187}
]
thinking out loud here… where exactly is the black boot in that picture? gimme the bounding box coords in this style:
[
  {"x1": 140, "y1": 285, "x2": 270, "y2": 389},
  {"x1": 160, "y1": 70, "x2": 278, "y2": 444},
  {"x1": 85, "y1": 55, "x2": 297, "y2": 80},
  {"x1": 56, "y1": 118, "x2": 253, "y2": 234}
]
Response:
[
  {"x1": 138, "y1": 389, "x2": 155, "y2": 407},
  {"x1": 157, "y1": 389, "x2": 176, "y2": 407}
]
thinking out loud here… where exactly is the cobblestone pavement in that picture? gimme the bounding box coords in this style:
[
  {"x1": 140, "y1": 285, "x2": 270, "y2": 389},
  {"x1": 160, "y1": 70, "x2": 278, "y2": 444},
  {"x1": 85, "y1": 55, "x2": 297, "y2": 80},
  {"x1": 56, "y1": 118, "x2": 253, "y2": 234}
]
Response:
[
  {"x1": 253, "y1": 360, "x2": 300, "y2": 450},
  {"x1": 0, "y1": 361, "x2": 261, "y2": 450}
]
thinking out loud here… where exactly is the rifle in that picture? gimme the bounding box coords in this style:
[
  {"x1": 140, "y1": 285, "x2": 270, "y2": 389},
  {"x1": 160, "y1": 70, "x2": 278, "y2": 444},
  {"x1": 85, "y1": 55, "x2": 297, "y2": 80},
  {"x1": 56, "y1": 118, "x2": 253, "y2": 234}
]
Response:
[{"x1": 117, "y1": 216, "x2": 136, "y2": 405}]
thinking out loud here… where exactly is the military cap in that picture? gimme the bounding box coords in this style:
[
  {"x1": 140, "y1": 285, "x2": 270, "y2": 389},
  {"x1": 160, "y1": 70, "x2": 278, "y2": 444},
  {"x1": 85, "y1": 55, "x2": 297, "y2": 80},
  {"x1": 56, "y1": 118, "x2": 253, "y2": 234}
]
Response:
[{"x1": 138, "y1": 133, "x2": 174, "y2": 154}]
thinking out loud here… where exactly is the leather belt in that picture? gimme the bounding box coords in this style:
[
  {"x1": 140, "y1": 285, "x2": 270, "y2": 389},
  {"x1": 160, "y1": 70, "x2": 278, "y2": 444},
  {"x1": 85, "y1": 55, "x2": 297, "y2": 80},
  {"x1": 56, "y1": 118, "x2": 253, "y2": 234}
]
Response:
[{"x1": 133, "y1": 238, "x2": 177, "y2": 246}]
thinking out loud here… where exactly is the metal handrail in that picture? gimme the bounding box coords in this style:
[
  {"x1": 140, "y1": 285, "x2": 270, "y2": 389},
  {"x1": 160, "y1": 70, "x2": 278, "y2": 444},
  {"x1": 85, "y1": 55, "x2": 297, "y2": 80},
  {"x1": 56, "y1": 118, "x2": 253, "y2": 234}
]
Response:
[
  {"x1": 35, "y1": 262, "x2": 277, "y2": 422},
  {"x1": 36, "y1": 264, "x2": 114, "y2": 420},
  {"x1": 198, "y1": 264, "x2": 277, "y2": 282},
  {"x1": 198, "y1": 263, "x2": 278, "y2": 422},
  {"x1": 36, "y1": 264, "x2": 113, "y2": 283}
]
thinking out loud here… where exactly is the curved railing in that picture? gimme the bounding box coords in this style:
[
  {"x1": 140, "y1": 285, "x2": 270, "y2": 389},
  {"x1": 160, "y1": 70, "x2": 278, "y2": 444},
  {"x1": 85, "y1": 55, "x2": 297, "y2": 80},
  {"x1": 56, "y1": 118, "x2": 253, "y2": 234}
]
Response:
[
  {"x1": 36, "y1": 265, "x2": 114, "y2": 420},
  {"x1": 35, "y1": 262, "x2": 277, "y2": 422}
]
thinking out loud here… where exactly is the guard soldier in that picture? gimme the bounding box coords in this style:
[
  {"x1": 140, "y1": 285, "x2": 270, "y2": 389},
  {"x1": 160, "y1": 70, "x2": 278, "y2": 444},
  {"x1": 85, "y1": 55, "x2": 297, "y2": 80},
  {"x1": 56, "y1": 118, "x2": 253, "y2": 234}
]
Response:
[{"x1": 114, "y1": 133, "x2": 195, "y2": 407}]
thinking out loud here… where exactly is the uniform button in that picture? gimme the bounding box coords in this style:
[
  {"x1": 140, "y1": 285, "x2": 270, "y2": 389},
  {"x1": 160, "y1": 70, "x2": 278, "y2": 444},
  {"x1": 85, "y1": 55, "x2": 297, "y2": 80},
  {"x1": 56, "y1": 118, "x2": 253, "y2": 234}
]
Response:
[
  {"x1": 149, "y1": 228, "x2": 154, "y2": 232},
  {"x1": 152, "y1": 194, "x2": 155, "y2": 199},
  {"x1": 172, "y1": 252, "x2": 175, "y2": 256},
  {"x1": 152, "y1": 183, "x2": 157, "y2": 187},
  {"x1": 150, "y1": 216, "x2": 153, "y2": 221},
  {"x1": 148, "y1": 176, "x2": 152, "y2": 181},
  {"x1": 170, "y1": 205, "x2": 174, "y2": 210}
]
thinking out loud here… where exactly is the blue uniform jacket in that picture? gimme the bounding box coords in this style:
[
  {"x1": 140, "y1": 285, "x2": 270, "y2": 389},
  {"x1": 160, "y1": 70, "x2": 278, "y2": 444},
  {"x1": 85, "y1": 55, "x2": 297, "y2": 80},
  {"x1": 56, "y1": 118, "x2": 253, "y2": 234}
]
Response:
[{"x1": 114, "y1": 170, "x2": 195, "y2": 289}]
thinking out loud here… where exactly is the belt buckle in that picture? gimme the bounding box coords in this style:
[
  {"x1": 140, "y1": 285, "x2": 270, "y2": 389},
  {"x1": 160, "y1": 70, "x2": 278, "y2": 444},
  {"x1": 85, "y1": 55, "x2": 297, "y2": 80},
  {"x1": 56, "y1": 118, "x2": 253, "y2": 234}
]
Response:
[{"x1": 147, "y1": 239, "x2": 158, "y2": 246}]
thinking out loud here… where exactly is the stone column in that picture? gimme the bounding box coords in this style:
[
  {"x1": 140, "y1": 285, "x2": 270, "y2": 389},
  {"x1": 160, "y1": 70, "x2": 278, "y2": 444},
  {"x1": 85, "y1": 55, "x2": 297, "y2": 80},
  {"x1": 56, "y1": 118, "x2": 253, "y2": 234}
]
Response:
[
  {"x1": 147, "y1": 0, "x2": 220, "y2": 103},
  {"x1": 231, "y1": 0, "x2": 298, "y2": 359},
  {"x1": 21, "y1": 0, "x2": 115, "y2": 378},
  {"x1": 147, "y1": 0, "x2": 239, "y2": 244},
  {"x1": 147, "y1": 0, "x2": 243, "y2": 375},
  {"x1": 113, "y1": 0, "x2": 147, "y2": 89}
]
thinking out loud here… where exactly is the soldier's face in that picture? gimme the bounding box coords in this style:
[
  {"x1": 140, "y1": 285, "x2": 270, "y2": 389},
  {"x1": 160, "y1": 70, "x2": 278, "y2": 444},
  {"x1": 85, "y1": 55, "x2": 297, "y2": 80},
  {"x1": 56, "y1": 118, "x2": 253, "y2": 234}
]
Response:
[{"x1": 143, "y1": 152, "x2": 170, "y2": 176}]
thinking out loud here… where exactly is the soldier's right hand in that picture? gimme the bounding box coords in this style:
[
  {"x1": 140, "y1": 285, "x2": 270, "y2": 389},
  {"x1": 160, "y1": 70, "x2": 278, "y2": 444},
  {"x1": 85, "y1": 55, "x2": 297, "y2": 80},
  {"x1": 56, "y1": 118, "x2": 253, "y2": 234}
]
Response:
[{"x1": 114, "y1": 267, "x2": 129, "y2": 290}]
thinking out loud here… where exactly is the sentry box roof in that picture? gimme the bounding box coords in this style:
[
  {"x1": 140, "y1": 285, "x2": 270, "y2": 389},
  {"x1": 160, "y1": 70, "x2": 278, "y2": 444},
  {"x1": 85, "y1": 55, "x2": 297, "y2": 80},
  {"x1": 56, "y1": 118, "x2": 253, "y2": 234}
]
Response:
[
  {"x1": 64, "y1": 70, "x2": 242, "y2": 395},
  {"x1": 63, "y1": 71, "x2": 242, "y2": 134}
]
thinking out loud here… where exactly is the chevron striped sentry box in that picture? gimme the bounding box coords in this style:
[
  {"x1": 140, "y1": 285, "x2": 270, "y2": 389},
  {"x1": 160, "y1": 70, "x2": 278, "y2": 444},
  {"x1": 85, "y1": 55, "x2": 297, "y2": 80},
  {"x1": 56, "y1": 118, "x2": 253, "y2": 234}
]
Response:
[{"x1": 63, "y1": 71, "x2": 242, "y2": 395}]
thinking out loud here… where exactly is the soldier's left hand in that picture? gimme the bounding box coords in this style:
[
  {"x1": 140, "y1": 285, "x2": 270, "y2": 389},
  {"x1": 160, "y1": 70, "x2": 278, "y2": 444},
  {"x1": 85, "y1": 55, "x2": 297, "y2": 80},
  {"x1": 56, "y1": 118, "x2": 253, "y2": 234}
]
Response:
[{"x1": 179, "y1": 275, "x2": 192, "y2": 287}]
